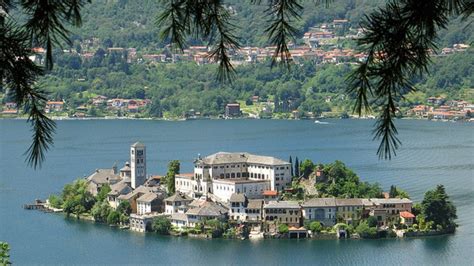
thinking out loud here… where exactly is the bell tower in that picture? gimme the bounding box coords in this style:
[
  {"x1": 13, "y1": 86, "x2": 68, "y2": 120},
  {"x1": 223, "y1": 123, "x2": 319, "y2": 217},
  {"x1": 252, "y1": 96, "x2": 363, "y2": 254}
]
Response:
[{"x1": 131, "y1": 142, "x2": 146, "y2": 189}]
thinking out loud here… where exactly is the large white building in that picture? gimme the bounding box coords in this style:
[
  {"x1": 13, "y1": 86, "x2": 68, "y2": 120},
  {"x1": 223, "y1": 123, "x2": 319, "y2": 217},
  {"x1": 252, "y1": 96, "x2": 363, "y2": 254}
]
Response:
[{"x1": 175, "y1": 152, "x2": 292, "y2": 202}]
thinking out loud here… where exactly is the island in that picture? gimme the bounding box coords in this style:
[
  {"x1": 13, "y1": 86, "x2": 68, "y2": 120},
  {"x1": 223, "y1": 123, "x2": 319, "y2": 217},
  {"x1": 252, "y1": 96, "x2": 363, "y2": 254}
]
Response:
[{"x1": 38, "y1": 142, "x2": 457, "y2": 240}]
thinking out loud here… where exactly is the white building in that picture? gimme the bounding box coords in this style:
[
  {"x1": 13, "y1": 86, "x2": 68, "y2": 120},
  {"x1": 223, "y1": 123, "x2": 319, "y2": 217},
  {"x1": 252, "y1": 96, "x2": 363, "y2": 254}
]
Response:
[
  {"x1": 175, "y1": 152, "x2": 291, "y2": 202},
  {"x1": 131, "y1": 142, "x2": 146, "y2": 189},
  {"x1": 164, "y1": 193, "x2": 193, "y2": 214},
  {"x1": 136, "y1": 192, "x2": 159, "y2": 215}
]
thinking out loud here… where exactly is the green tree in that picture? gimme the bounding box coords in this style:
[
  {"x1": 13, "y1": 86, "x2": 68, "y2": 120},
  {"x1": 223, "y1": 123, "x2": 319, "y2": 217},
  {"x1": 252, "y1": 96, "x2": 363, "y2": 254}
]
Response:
[
  {"x1": 278, "y1": 224, "x2": 289, "y2": 234},
  {"x1": 152, "y1": 216, "x2": 172, "y2": 235},
  {"x1": 117, "y1": 201, "x2": 132, "y2": 216},
  {"x1": 48, "y1": 194, "x2": 63, "y2": 209},
  {"x1": 0, "y1": 242, "x2": 10, "y2": 265},
  {"x1": 107, "y1": 210, "x2": 121, "y2": 225},
  {"x1": 294, "y1": 157, "x2": 300, "y2": 177},
  {"x1": 300, "y1": 159, "x2": 315, "y2": 178},
  {"x1": 96, "y1": 184, "x2": 111, "y2": 202},
  {"x1": 165, "y1": 160, "x2": 180, "y2": 194},
  {"x1": 356, "y1": 221, "x2": 377, "y2": 239},
  {"x1": 61, "y1": 179, "x2": 96, "y2": 216},
  {"x1": 421, "y1": 185, "x2": 457, "y2": 230},
  {"x1": 91, "y1": 201, "x2": 112, "y2": 223},
  {"x1": 309, "y1": 221, "x2": 322, "y2": 233},
  {"x1": 367, "y1": 216, "x2": 378, "y2": 228}
]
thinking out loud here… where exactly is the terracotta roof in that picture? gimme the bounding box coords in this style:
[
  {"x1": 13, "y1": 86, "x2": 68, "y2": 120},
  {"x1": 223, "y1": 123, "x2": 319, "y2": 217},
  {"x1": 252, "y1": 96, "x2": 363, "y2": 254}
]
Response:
[
  {"x1": 263, "y1": 190, "x2": 278, "y2": 196},
  {"x1": 400, "y1": 211, "x2": 415, "y2": 219}
]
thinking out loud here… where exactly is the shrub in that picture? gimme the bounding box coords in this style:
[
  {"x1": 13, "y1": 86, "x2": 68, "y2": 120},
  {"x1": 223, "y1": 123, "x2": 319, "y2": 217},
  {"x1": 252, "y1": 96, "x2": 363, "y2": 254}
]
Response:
[
  {"x1": 278, "y1": 224, "x2": 289, "y2": 234},
  {"x1": 152, "y1": 216, "x2": 172, "y2": 235},
  {"x1": 309, "y1": 221, "x2": 322, "y2": 233},
  {"x1": 367, "y1": 216, "x2": 378, "y2": 228},
  {"x1": 356, "y1": 221, "x2": 378, "y2": 239},
  {"x1": 48, "y1": 194, "x2": 63, "y2": 209},
  {"x1": 107, "y1": 211, "x2": 120, "y2": 225}
]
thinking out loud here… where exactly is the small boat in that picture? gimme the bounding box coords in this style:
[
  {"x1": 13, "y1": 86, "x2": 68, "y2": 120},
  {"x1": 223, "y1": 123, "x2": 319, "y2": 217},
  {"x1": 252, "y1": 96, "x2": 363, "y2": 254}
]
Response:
[{"x1": 314, "y1": 120, "x2": 329, "y2": 125}]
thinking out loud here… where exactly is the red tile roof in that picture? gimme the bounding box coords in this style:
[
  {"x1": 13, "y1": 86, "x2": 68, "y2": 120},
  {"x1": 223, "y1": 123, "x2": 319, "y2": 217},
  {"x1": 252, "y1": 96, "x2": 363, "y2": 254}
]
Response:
[
  {"x1": 400, "y1": 211, "x2": 415, "y2": 219},
  {"x1": 263, "y1": 190, "x2": 278, "y2": 196}
]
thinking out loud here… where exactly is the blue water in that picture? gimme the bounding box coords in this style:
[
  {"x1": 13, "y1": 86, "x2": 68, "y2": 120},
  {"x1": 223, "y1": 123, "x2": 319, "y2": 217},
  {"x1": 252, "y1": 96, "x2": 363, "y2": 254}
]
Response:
[{"x1": 1, "y1": 119, "x2": 473, "y2": 265}]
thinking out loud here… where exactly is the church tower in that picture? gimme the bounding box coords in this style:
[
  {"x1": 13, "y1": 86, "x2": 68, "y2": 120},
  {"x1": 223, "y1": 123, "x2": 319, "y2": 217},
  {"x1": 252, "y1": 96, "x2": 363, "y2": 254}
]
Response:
[{"x1": 131, "y1": 142, "x2": 146, "y2": 189}]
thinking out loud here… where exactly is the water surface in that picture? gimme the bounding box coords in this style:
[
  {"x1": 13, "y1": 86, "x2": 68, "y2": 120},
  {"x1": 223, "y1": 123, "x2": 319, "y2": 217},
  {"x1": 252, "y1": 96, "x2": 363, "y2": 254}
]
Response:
[{"x1": 0, "y1": 119, "x2": 473, "y2": 265}]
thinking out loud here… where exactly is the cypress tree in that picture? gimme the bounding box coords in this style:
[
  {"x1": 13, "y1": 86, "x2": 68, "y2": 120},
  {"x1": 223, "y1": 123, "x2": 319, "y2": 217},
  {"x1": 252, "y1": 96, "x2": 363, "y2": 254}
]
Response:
[
  {"x1": 294, "y1": 157, "x2": 300, "y2": 177},
  {"x1": 289, "y1": 156, "x2": 293, "y2": 177}
]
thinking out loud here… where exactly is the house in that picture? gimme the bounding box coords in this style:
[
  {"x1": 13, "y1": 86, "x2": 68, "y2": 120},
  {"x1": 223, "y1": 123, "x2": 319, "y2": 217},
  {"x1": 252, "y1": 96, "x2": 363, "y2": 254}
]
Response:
[
  {"x1": 229, "y1": 193, "x2": 247, "y2": 222},
  {"x1": 86, "y1": 167, "x2": 121, "y2": 196},
  {"x1": 185, "y1": 200, "x2": 228, "y2": 227},
  {"x1": 45, "y1": 101, "x2": 64, "y2": 113},
  {"x1": 368, "y1": 198, "x2": 413, "y2": 226},
  {"x1": 263, "y1": 201, "x2": 301, "y2": 227},
  {"x1": 263, "y1": 190, "x2": 279, "y2": 202},
  {"x1": 212, "y1": 178, "x2": 270, "y2": 202},
  {"x1": 225, "y1": 103, "x2": 241, "y2": 117},
  {"x1": 400, "y1": 211, "x2": 416, "y2": 226},
  {"x1": 301, "y1": 198, "x2": 337, "y2": 227},
  {"x1": 137, "y1": 192, "x2": 163, "y2": 215},
  {"x1": 335, "y1": 198, "x2": 364, "y2": 224},
  {"x1": 164, "y1": 193, "x2": 193, "y2": 214},
  {"x1": 246, "y1": 199, "x2": 263, "y2": 223},
  {"x1": 107, "y1": 180, "x2": 132, "y2": 209},
  {"x1": 129, "y1": 213, "x2": 161, "y2": 232}
]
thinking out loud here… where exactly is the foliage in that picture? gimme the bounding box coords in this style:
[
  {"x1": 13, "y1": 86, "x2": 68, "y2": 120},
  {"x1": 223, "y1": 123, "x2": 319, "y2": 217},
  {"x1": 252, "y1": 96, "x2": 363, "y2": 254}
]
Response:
[
  {"x1": 421, "y1": 185, "x2": 457, "y2": 230},
  {"x1": 278, "y1": 224, "x2": 289, "y2": 234},
  {"x1": 348, "y1": 0, "x2": 473, "y2": 159},
  {"x1": 164, "y1": 160, "x2": 180, "y2": 194},
  {"x1": 309, "y1": 221, "x2": 322, "y2": 233},
  {"x1": 315, "y1": 160, "x2": 383, "y2": 199},
  {"x1": 61, "y1": 179, "x2": 96, "y2": 216},
  {"x1": 367, "y1": 216, "x2": 378, "y2": 228},
  {"x1": 107, "y1": 210, "x2": 121, "y2": 225},
  {"x1": 0, "y1": 242, "x2": 10, "y2": 265},
  {"x1": 96, "y1": 184, "x2": 111, "y2": 202},
  {"x1": 117, "y1": 201, "x2": 132, "y2": 216},
  {"x1": 294, "y1": 157, "x2": 300, "y2": 177},
  {"x1": 91, "y1": 201, "x2": 112, "y2": 223},
  {"x1": 389, "y1": 185, "x2": 410, "y2": 199},
  {"x1": 356, "y1": 221, "x2": 377, "y2": 239},
  {"x1": 48, "y1": 194, "x2": 63, "y2": 209},
  {"x1": 152, "y1": 216, "x2": 172, "y2": 235},
  {"x1": 1, "y1": 1, "x2": 90, "y2": 168},
  {"x1": 299, "y1": 159, "x2": 315, "y2": 179}
]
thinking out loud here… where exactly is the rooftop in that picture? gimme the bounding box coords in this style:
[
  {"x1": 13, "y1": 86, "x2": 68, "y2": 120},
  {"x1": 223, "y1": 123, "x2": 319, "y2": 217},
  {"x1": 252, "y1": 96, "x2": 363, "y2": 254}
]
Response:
[
  {"x1": 86, "y1": 168, "x2": 121, "y2": 185},
  {"x1": 229, "y1": 193, "x2": 247, "y2": 203},
  {"x1": 197, "y1": 152, "x2": 290, "y2": 166},
  {"x1": 302, "y1": 198, "x2": 336, "y2": 207},
  {"x1": 263, "y1": 190, "x2": 278, "y2": 196},
  {"x1": 137, "y1": 192, "x2": 158, "y2": 203},
  {"x1": 165, "y1": 193, "x2": 193, "y2": 202},
  {"x1": 400, "y1": 211, "x2": 416, "y2": 219},
  {"x1": 370, "y1": 198, "x2": 413, "y2": 205},
  {"x1": 264, "y1": 201, "x2": 300, "y2": 209},
  {"x1": 247, "y1": 199, "x2": 263, "y2": 209},
  {"x1": 335, "y1": 198, "x2": 363, "y2": 206},
  {"x1": 186, "y1": 201, "x2": 228, "y2": 217}
]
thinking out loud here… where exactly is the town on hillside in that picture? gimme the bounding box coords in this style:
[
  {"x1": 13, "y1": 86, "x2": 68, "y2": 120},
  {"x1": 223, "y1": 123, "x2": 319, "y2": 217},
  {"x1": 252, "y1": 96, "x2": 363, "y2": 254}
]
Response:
[
  {"x1": 1, "y1": 18, "x2": 472, "y2": 121},
  {"x1": 48, "y1": 142, "x2": 425, "y2": 239}
]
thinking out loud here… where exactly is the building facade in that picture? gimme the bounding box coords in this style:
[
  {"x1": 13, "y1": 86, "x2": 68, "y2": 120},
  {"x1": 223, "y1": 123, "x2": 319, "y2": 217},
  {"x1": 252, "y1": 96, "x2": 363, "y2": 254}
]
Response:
[
  {"x1": 131, "y1": 142, "x2": 146, "y2": 189},
  {"x1": 301, "y1": 198, "x2": 337, "y2": 226}
]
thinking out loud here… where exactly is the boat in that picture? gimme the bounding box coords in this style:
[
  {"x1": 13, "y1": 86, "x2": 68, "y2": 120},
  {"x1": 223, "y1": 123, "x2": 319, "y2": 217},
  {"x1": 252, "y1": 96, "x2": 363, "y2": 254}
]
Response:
[{"x1": 314, "y1": 120, "x2": 329, "y2": 125}]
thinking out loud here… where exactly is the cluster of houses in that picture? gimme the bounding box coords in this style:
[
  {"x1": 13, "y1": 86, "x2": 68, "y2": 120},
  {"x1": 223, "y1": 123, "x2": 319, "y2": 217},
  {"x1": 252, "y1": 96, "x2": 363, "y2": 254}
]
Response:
[
  {"x1": 407, "y1": 97, "x2": 473, "y2": 120},
  {"x1": 83, "y1": 142, "x2": 416, "y2": 236}
]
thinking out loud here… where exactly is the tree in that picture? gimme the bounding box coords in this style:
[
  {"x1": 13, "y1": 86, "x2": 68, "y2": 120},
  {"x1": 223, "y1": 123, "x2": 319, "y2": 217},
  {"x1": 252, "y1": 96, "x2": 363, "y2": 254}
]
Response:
[
  {"x1": 0, "y1": 242, "x2": 10, "y2": 265},
  {"x1": 309, "y1": 221, "x2": 322, "y2": 233},
  {"x1": 107, "y1": 210, "x2": 121, "y2": 225},
  {"x1": 356, "y1": 221, "x2": 377, "y2": 239},
  {"x1": 1, "y1": 0, "x2": 88, "y2": 168},
  {"x1": 61, "y1": 179, "x2": 96, "y2": 216},
  {"x1": 278, "y1": 224, "x2": 289, "y2": 234},
  {"x1": 91, "y1": 201, "x2": 112, "y2": 223},
  {"x1": 389, "y1": 185, "x2": 397, "y2": 198},
  {"x1": 117, "y1": 201, "x2": 132, "y2": 216},
  {"x1": 294, "y1": 157, "x2": 300, "y2": 177},
  {"x1": 300, "y1": 159, "x2": 315, "y2": 179},
  {"x1": 48, "y1": 194, "x2": 63, "y2": 209},
  {"x1": 421, "y1": 185, "x2": 457, "y2": 229},
  {"x1": 96, "y1": 184, "x2": 111, "y2": 202},
  {"x1": 289, "y1": 156, "x2": 294, "y2": 177},
  {"x1": 152, "y1": 216, "x2": 172, "y2": 235},
  {"x1": 165, "y1": 160, "x2": 180, "y2": 194},
  {"x1": 367, "y1": 216, "x2": 378, "y2": 228}
]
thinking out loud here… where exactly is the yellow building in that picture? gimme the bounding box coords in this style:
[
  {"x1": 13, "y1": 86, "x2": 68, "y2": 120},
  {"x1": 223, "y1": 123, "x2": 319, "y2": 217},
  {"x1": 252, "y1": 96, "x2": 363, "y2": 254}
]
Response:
[{"x1": 335, "y1": 198, "x2": 363, "y2": 224}]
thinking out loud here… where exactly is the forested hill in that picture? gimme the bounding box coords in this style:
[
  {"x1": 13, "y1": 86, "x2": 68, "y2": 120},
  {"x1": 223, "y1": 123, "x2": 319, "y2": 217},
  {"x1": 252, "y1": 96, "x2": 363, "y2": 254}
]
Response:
[{"x1": 72, "y1": 0, "x2": 472, "y2": 49}]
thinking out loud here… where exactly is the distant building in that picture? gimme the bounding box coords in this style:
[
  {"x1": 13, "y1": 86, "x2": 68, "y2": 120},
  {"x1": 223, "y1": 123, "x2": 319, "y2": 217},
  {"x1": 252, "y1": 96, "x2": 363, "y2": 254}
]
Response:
[
  {"x1": 225, "y1": 103, "x2": 241, "y2": 117},
  {"x1": 263, "y1": 201, "x2": 301, "y2": 227}
]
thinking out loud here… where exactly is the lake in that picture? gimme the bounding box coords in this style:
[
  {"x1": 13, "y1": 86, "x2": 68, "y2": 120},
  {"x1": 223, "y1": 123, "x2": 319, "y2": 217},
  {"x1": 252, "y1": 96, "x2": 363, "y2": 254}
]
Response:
[{"x1": 0, "y1": 119, "x2": 473, "y2": 265}]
